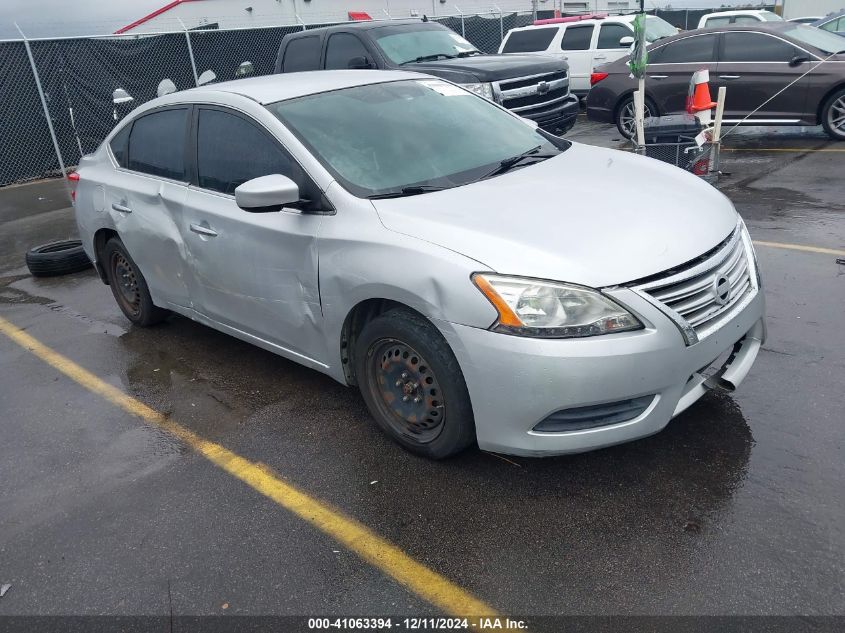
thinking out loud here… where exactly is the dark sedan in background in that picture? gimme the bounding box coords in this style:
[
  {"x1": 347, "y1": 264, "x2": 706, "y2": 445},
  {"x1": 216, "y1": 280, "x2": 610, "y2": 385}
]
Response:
[{"x1": 586, "y1": 23, "x2": 845, "y2": 140}]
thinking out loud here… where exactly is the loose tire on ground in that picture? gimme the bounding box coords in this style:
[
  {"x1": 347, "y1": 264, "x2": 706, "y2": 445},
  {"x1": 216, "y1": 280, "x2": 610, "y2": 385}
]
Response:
[
  {"x1": 354, "y1": 308, "x2": 476, "y2": 459},
  {"x1": 821, "y1": 87, "x2": 845, "y2": 141},
  {"x1": 103, "y1": 238, "x2": 168, "y2": 326},
  {"x1": 25, "y1": 240, "x2": 92, "y2": 277}
]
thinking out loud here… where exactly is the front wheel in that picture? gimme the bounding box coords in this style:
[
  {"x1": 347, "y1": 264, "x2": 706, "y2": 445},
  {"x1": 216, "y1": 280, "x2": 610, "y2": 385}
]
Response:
[
  {"x1": 615, "y1": 95, "x2": 655, "y2": 139},
  {"x1": 821, "y1": 88, "x2": 845, "y2": 141},
  {"x1": 354, "y1": 308, "x2": 476, "y2": 459}
]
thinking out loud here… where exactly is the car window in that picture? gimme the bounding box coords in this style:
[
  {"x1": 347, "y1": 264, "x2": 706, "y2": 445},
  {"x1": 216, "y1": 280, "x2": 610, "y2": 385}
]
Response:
[
  {"x1": 759, "y1": 11, "x2": 783, "y2": 21},
  {"x1": 733, "y1": 16, "x2": 761, "y2": 25},
  {"x1": 325, "y1": 33, "x2": 370, "y2": 69},
  {"x1": 283, "y1": 36, "x2": 321, "y2": 72},
  {"x1": 196, "y1": 109, "x2": 295, "y2": 195},
  {"x1": 820, "y1": 17, "x2": 843, "y2": 32},
  {"x1": 597, "y1": 24, "x2": 631, "y2": 49},
  {"x1": 721, "y1": 32, "x2": 796, "y2": 62},
  {"x1": 127, "y1": 108, "x2": 187, "y2": 180},
  {"x1": 560, "y1": 25, "x2": 594, "y2": 51},
  {"x1": 502, "y1": 27, "x2": 557, "y2": 53},
  {"x1": 704, "y1": 17, "x2": 731, "y2": 27},
  {"x1": 110, "y1": 124, "x2": 130, "y2": 168},
  {"x1": 649, "y1": 34, "x2": 717, "y2": 63}
]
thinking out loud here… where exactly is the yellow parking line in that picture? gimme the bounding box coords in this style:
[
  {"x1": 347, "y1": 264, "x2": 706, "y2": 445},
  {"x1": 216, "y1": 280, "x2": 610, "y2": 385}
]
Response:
[
  {"x1": 753, "y1": 240, "x2": 845, "y2": 257},
  {"x1": 723, "y1": 147, "x2": 845, "y2": 153},
  {"x1": 0, "y1": 315, "x2": 496, "y2": 619}
]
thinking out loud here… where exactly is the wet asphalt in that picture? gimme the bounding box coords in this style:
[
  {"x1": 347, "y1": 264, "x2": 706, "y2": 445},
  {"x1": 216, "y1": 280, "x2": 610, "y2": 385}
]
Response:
[{"x1": 0, "y1": 117, "x2": 843, "y2": 622}]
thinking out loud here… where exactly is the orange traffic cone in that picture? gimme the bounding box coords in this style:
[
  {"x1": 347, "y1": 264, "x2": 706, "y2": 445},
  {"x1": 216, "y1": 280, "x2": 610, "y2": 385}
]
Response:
[{"x1": 686, "y1": 69, "x2": 717, "y2": 124}]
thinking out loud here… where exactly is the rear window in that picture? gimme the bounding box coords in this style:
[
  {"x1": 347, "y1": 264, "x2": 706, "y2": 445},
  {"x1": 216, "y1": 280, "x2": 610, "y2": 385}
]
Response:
[
  {"x1": 283, "y1": 36, "x2": 321, "y2": 72},
  {"x1": 650, "y1": 34, "x2": 717, "y2": 63},
  {"x1": 502, "y1": 28, "x2": 557, "y2": 53},
  {"x1": 127, "y1": 108, "x2": 187, "y2": 180},
  {"x1": 560, "y1": 25, "x2": 594, "y2": 51}
]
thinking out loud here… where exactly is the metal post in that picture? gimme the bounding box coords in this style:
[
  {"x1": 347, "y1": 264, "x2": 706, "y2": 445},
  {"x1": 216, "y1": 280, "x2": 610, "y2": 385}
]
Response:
[
  {"x1": 296, "y1": 14, "x2": 306, "y2": 31},
  {"x1": 16, "y1": 23, "x2": 70, "y2": 200},
  {"x1": 494, "y1": 5, "x2": 503, "y2": 43},
  {"x1": 179, "y1": 18, "x2": 200, "y2": 86},
  {"x1": 455, "y1": 5, "x2": 464, "y2": 36}
]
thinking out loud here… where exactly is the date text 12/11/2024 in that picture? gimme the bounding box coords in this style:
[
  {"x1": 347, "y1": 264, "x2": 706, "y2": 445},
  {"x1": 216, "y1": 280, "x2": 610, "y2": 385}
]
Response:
[{"x1": 307, "y1": 618, "x2": 529, "y2": 630}]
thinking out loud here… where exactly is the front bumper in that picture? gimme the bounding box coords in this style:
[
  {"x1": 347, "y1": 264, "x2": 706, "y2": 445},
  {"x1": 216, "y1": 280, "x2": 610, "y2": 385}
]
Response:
[
  {"x1": 437, "y1": 286, "x2": 765, "y2": 457},
  {"x1": 518, "y1": 94, "x2": 580, "y2": 134}
]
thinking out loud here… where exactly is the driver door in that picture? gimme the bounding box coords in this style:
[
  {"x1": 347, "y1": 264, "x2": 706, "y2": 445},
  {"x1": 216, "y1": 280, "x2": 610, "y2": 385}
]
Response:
[{"x1": 181, "y1": 106, "x2": 327, "y2": 364}]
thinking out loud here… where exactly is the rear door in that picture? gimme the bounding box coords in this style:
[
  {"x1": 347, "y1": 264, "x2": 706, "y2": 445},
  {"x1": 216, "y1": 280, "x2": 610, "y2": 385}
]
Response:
[
  {"x1": 559, "y1": 23, "x2": 596, "y2": 93},
  {"x1": 645, "y1": 33, "x2": 719, "y2": 114},
  {"x1": 181, "y1": 106, "x2": 326, "y2": 363},
  {"x1": 105, "y1": 106, "x2": 192, "y2": 309},
  {"x1": 714, "y1": 31, "x2": 810, "y2": 122}
]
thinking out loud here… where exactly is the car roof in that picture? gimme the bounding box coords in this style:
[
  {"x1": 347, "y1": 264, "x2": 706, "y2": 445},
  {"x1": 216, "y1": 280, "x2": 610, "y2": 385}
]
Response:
[
  {"x1": 509, "y1": 14, "x2": 636, "y2": 31},
  {"x1": 814, "y1": 9, "x2": 845, "y2": 24},
  {"x1": 161, "y1": 70, "x2": 422, "y2": 106},
  {"x1": 287, "y1": 18, "x2": 433, "y2": 35},
  {"x1": 700, "y1": 9, "x2": 771, "y2": 18}
]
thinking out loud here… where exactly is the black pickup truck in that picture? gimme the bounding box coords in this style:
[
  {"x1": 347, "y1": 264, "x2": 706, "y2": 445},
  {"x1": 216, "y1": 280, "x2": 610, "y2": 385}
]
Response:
[{"x1": 274, "y1": 20, "x2": 580, "y2": 134}]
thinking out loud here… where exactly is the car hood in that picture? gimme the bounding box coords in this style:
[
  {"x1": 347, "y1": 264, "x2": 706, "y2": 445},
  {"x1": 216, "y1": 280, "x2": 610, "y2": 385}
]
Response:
[
  {"x1": 410, "y1": 54, "x2": 567, "y2": 82},
  {"x1": 371, "y1": 143, "x2": 738, "y2": 288}
]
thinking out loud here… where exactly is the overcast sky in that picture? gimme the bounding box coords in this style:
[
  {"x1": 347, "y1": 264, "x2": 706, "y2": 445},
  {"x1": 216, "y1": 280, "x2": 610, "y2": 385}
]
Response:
[{"x1": 0, "y1": 0, "x2": 757, "y2": 39}]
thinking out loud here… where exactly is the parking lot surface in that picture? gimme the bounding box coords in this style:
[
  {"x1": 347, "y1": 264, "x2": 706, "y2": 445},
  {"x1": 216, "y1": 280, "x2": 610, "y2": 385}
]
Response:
[{"x1": 1, "y1": 118, "x2": 843, "y2": 627}]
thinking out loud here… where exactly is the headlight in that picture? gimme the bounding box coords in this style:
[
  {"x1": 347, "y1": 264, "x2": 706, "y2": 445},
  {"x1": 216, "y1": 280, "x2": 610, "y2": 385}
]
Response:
[
  {"x1": 463, "y1": 82, "x2": 495, "y2": 101},
  {"x1": 472, "y1": 273, "x2": 643, "y2": 338}
]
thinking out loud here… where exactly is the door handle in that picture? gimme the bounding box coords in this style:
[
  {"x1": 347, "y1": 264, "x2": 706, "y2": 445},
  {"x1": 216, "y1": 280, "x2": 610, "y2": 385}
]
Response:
[
  {"x1": 719, "y1": 75, "x2": 741, "y2": 80},
  {"x1": 648, "y1": 74, "x2": 668, "y2": 80},
  {"x1": 189, "y1": 223, "x2": 218, "y2": 237},
  {"x1": 594, "y1": 55, "x2": 607, "y2": 60},
  {"x1": 111, "y1": 202, "x2": 132, "y2": 213}
]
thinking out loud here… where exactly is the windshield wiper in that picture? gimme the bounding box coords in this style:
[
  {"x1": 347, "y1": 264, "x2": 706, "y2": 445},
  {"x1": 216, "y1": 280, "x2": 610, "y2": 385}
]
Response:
[
  {"x1": 477, "y1": 146, "x2": 557, "y2": 181},
  {"x1": 399, "y1": 53, "x2": 457, "y2": 65},
  {"x1": 456, "y1": 50, "x2": 483, "y2": 57},
  {"x1": 367, "y1": 185, "x2": 447, "y2": 199}
]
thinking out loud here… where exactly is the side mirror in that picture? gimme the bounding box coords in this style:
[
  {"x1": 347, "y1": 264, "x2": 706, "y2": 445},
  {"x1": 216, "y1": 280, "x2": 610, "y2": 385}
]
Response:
[
  {"x1": 236, "y1": 61, "x2": 255, "y2": 77},
  {"x1": 789, "y1": 54, "x2": 810, "y2": 67},
  {"x1": 112, "y1": 88, "x2": 134, "y2": 104},
  {"x1": 197, "y1": 69, "x2": 217, "y2": 85},
  {"x1": 619, "y1": 36, "x2": 635, "y2": 47},
  {"x1": 235, "y1": 174, "x2": 301, "y2": 212},
  {"x1": 348, "y1": 56, "x2": 374, "y2": 69}
]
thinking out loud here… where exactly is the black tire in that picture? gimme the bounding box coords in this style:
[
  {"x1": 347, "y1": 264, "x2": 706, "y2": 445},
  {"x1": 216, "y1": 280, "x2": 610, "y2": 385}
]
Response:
[
  {"x1": 615, "y1": 94, "x2": 657, "y2": 139},
  {"x1": 102, "y1": 238, "x2": 168, "y2": 326},
  {"x1": 25, "y1": 240, "x2": 92, "y2": 277},
  {"x1": 354, "y1": 308, "x2": 476, "y2": 459},
  {"x1": 821, "y1": 87, "x2": 845, "y2": 141}
]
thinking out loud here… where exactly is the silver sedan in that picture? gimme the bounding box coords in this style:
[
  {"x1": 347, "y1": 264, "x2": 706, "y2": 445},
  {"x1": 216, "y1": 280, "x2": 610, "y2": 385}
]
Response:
[{"x1": 73, "y1": 70, "x2": 765, "y2": 459}]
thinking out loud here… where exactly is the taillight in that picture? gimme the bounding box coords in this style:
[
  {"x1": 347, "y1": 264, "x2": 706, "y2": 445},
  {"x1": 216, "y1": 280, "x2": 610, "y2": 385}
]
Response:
[
  {"x1": 590, "y1": 72, "x2": 609, "y2": 86},
  {"x1": 67, "y1": 171, "x2": 79, "y2": 202}
]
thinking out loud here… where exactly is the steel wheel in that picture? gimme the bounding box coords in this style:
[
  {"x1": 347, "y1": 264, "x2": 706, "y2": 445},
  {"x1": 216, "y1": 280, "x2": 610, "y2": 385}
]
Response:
[
  {"x1": 367, "y1": 339, "x2": 445, "y2": 444},
  {"x1": 618, "y1": 98, "x2": 652, "y2": 138},
  {"x1": 110, "y1": 250, "x2": 141, "y2": 319},
  {"x1": 826, "y1": 95, "x2": 845, "y2": 136}
]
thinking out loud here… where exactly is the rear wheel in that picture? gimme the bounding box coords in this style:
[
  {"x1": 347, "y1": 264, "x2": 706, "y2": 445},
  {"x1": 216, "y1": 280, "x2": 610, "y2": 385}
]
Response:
[
  {"x1": 354, "y1": 308, "x2": 475, "y2": 459},
  {"x1": 821, "y1": 88, "x2": 845, "y2": 141},
  {"x1": 103, "y1": 238, "x2": 168, "y2": 326},
  {"x1": 615, "y1": 95, "x2": 655, "y2": 139}
]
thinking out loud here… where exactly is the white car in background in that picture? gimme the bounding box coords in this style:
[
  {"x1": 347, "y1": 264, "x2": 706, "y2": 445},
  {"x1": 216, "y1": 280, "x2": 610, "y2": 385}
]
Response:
[
  {"x1": 498, "y1": 14, "x2": 677, "y2": 95},
  {"x1": 697, "y1": 9, "x2": 783, "y2": 28}
]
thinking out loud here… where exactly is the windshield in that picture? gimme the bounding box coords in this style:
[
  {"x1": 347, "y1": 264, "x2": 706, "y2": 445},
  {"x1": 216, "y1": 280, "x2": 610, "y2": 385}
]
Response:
[
  {"x1": 784, "y1": 23, "x2": 845, "y2": 54},
  {"x1": 645, "y1": 16, "x2": 677, "y2": 41},
  {"x1": 267, "y1": 79, "x2": 565, "y2": 198},
  {"x1": 372, "y1": 25, "x2": 479, "y2": 64}
]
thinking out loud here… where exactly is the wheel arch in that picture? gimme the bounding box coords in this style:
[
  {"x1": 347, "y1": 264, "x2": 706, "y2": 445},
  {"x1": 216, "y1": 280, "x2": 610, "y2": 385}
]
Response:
[{"x1": 92, "y1": 227, "x2": 120, "y2": 284}]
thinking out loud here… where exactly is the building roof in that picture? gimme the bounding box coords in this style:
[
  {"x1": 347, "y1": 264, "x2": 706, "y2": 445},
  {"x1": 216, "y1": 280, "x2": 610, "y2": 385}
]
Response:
[{"x1": 115, "y1": 0, "x2": 205, "y2": 34}]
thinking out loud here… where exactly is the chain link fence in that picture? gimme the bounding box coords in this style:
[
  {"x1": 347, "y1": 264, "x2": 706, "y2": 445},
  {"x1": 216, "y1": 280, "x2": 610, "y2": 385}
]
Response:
[{"x1": 1, "y1": 6, "x2": 762, "y2": 188}]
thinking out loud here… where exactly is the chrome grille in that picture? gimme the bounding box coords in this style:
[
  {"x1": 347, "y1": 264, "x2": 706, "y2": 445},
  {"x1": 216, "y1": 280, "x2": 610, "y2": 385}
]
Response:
[
  {"x1": 633, "y1": 226, "x2": 758, "y2": 345},
  {"x1": 495, "y1": 71, "x2": 570, "y2": 114}
]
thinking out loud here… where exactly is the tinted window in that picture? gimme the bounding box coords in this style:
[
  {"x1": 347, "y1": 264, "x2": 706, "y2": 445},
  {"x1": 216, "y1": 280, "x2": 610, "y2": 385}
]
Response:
[
  {"x1": 650, "y1": 34, "x2": 716, "y2": 63},
  {"x1": 560, "y1": 25, "x2": 594, "y2": 51},
  {"x1": 127, "y1": 109, "x2": 187, "y2": 180},
  {"x1": 597, "y1": 24, "x2": 631, "y2": 49},
  {"x1": 704, "y1": 17, "x2": 731, "y2": 27},
  {"x1": 820, "y1": 17, "x2": 844, "y2": 32},
  {"x1": 325, "y1": 33, "x2": 370, "y2": 69},
  {"x1": 110, "y1": 124, "x2": 130, "y2": 168},
  {"x1": 502, "y1": 27, "x2": 557, "y2": 53},
  {"x1": 283, "y1": 36, "x2": 321, "y2": 72},
  {"x1": 733, "y1": 16, "x2": 761, "y2": 25},
  {"x1": 197, "y1": 109, "x2": 294, "y2": 195},
  {"x1": 722, "y1": 32, "x2": 796, "y2": 62}
]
